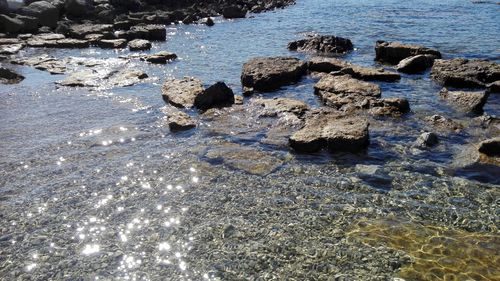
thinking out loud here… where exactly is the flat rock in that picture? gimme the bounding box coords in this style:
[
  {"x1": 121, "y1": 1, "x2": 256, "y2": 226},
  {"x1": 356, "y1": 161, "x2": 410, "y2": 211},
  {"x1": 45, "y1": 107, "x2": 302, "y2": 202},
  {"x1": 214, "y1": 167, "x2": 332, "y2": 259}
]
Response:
[
  {"x1": 161, "y1": 106, "x2": 196, "y2": 131},
  {"x1": 57, "y1": 69, "x2": 147, "y2": 87},
  {"x1": 69, "y1": 24, "x2": 113, "y2": 39},
  {"x1": 314, "y1": 74, "x2": 381, "y2": 109},
  {"x1": 368, "y1": 98, "x2": 410, "y2": 116},
  {"x1": 431, "y1": 58, "x2": 500, "y2": 88},
  {"x1": 288, "y1": 35, "x2": 353, "y2": 54},
  {"x1": 252, "y1": 97, "x2": 309, "y2": 116},
  {"x1": 194, "y1": 81, "x2": 235, "y2": 110},
  {"x1": 161, "y1": 77, "x2": 205, "y2": 108},
  {"x1": 11, "y1": 55, "x2": 66, "y2": 74},
  {"x1": 0, "y1": 67, "x2": 24, "y2": 84},
  {"x1": 308, "y1": 57, "x2": 350, "y2": 73},
  {"x1": 204, "y1": 142, "x2": 284, "y2": 175},
  {"x1": 375, "y1": 40, "x2": 441, "y2": 64},
  {"x1": 0, "y1": 38, "x2": 25, "y2": 45},
  {"x1": 0, "y1": 44, "x2": 24, "y2": 55},
  {"x1": 128, "y1": 39, "x2": 151, "y2": 51},
  {"x1": 308, "y1": 57, "x2": 400, "y2": 82},
  {"x1": 241, "y1": 57, "x2": 307, "y2": 92},
  {"x1": 478, "y1": 137, "x2": 500, "y2": 156},
  {"x1": 439, "y1": 88, "x2": 489, "y2": 113},
  {"x1": 98, "y1": 39, "x2": 127, "y2": 49},
  {"x1": 141, "y1": 51, "x2": 177, "y2": 64},
  {"x1": 396, "y1": 54, "x2": 436, "y2": 73},
  {"x1": 128, "y1": 25, "x2": 166, "y2": 41},
  {"x1": 289, "y1": 111, "x2": 369, "y2": 152}
]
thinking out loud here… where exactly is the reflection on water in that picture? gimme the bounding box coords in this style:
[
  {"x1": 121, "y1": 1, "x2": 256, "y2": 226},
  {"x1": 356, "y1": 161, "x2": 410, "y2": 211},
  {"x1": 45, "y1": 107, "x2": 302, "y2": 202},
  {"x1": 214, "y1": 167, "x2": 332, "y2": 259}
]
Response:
[{"x1": 348, "y1": 218, "x2": 500, "y2": 281}]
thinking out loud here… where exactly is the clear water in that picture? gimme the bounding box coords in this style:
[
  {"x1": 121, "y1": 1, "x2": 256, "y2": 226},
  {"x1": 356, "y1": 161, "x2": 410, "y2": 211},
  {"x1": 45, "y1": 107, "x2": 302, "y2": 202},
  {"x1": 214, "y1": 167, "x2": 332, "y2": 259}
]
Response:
[{"x1": 1, "y1": 0, "x2": 499, "y2": 280}]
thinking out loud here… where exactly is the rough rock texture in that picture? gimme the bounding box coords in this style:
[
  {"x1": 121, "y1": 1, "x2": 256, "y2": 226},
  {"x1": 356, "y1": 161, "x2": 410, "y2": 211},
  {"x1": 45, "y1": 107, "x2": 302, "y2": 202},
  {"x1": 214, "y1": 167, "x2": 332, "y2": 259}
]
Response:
[
  {"x1": 424, "y1": 115, "x2": 463, "y2": 133},
  {"x1": 252, "y1": 98, "x2": 309, "y2": 116},
  {"x1": 11, "y1": 55, "x2": 66, "y2": 74},
  {"x1": 0, "y1": 43, "x2": 24, "y2": 55},
  {"x1": 128, "y1": 39, "x2": 151, "y2": 51},
  {"x1": 57, "y1": 69, "x2": 147, "y2": 87},
  {"x1": 431, "y1": 58, "x2": 500, "y2": 88},
  {"x1": 19, "y1": 1, "x2": 59, "y2": 28},
  {"x1": 487, "y1": 81, "x2": 500, "y2": 93},
  {"x1": 314, "y1": 74, "x2": 381, "y2": 109},
  {"x1": 396, "y1": 54, "x2": 436, "y2": 74},
  {"x1": 161, "y1": 77, "x2": 204, "y2": 108},
  {"x1": 308, "y1": 57, "x2": 400, "y2": 82},
  {"x1": 65, "y1": 0, "x2": 93, "y2": 17},
  {"x1": 241, "y1": 57, "x2": 307, "y2": 92},
  {"x1": 161, "y1": 106, "x2": 197, "y2": 131},
  {"x1": 289, "y1": 110, "x2": 369, "y2": 152},
  {"x1": 141, "y1": 51, "x2": 177, "y2": 64},
  {"x1": 194, "y1": 81, "x2": 235, "y2": 110},
  {"x1": 288, "y1": 35, "x2": 353, "y2": 54},
  {"x1": 0, "y1": 67, "x2": 24, "y2": 84},
  {"x1": 478, "y1": 137, "x2": 500, "y2": 156},
  {"x1": 416, "y1": 132, "x2": 439, "y2": 147},
  {"x1": 439, "y1": 88, "x2": 489, "y2": 113},
  {"x1": 97, "y1": 39, "x2": 127, "y2": 49},
  {"x1": 68, "y1": 24, "x2": 113, "y2": 39},
  {"x1": 368, "y1": 98, "x2": 410, "y2": 116},
  {"x1": 375, "y1": 41, "x2": 441, "y2": 64}
]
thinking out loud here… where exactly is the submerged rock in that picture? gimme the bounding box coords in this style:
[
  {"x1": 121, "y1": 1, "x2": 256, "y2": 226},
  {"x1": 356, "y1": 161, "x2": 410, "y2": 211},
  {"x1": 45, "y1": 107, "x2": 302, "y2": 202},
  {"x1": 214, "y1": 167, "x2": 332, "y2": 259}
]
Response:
[
  {"x1": 161, "y1": 106, "x2": 197, "y2": 131},
  {"x1": 289, "y1": 110, "x2": 369, "y2": 153},
  {"x1": 11, "y1": 55, "x2": 66, "y2": 74},
  {"x1": 308, "y1": 57, "x2": 400, "y2": 82},
  {"x1": 396, "y1": 54, "x2": 436, "y2": 74},
  {"x1": 57, "y1": 69, "x2": 147, "y2": 87},
  {"x1": 431, "y1": 58, "x2": 500, "y2": 88},
  {"x1": 288, "y1": 35, "x2": 353, "y2": 54},
  {"x1": 478, "y1": 137, "x2": 500, "y2": 156},
  {"x1": 161, "y1": 77, "x2": 205, "y2": 108},
  {"x1": 128, "y1": 39, "x2": 151, "y2": 51},
  {"x1": 0, "y1": 67, "x2": 24, "y2": 84},
  {"x1": 375, "y1": 40, "x2": 441, "y2": 64},
  {"x1": 252, "y1": 97, "x2": 309, "y2": 117},
  {"x1": 194, "y1": 81, "x2": 235, "y2": 110},
  {"x1": 438, "y1": 88, "x2": 489, "y2": 113},
  {"x1": 314, "y1": 74, "x2": 381, "y2": 109},
  {"x1": 241, "y1": 57, "x2": 307, "y2": 93}
]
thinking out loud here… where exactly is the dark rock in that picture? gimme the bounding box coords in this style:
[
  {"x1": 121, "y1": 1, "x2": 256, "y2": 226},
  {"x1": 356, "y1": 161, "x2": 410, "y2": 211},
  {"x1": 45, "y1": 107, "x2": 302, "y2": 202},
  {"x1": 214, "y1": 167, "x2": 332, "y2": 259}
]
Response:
[
  {"x1": 19, "y1": 1, "x2": 59, "y2": 28},
  {"x1": 65, "y1": 0, "x2": 93, "y2": 17},
  {"x1": 478, "y1": 137, "x2": 500, "y2": 156},
  {"x1": 194, "y1": 81, "x2": 235, "y2": 110},
  {"x1": 97, "y1": 39, "x2": 127, "y2": 48},
  {"x1": 127, "y1": 25, "x2": 167, "y2": 41},
  {"x1": 222, "y1": 6, "x2": 247, "y2": 19},
  {"x1": 431, "y1": 58, "x2": 500, "y2": 88},
  {"x1": 375, "y1": 40, "x2": 441, "y2": 64},
  {"x1": 288, "y1": 35, "x2": 353, "y2": 54},
  {"x1": 161, "y1": 77, "x2": 205, "y2": 108},
  {"x1": 241, "y1": 57, "x2": 307, "y2": 92},
  {"x1": 0, "y1": 0, "x2": 8, "y2": 14},
  {"x1": 416, "y1": 132, "x2": 439, "y2": 147},
  {"x1": 0, "y1": 14, "x2": 26, "y2": 34},
  {"x1": 128, "y1": 39, "x2": 151, "y2": 51},
  {"x1": 487, "y1": 81, "x2": 500, "y2": 93},
  {"x1": 308, "y1": 57, "x2": 350, "y2": 73},
  {"x1": 396, "y1": 54, "x2": 436, "y2": 73},
  {"x1": 204, "y1": 17, "x2": 214, "y2": 26},
  {"x1": 368, "y1": 98, "x2": 410, "y2": 116},
  {"x1": 314, "y1": 74, "x2": 381, "y2": 109},
  {"x1": 439, "y1": 88, "x2": 489, "y2": 113},
  {"x1": 141, "y1": 51, "x2": 177, "y2": 64},
  {"x1": 0, "y1": 67, "x2": 24, "y2": 84},
  {"x1": 289, "y1": 111, "x2": 369, "y2": 153},
  {"x1": 308, "y1": 57, "x2": 400, "y2": 82}
]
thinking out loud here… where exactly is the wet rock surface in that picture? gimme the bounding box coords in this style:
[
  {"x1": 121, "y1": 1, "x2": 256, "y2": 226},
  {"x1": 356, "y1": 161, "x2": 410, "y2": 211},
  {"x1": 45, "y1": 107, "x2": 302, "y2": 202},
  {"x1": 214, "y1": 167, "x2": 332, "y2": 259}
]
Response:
[
  {"x1": 396, "y1": 54, "x2": 436, "y2": 74},
  {"x1": 161, "y1": 106, "x2": 197, "y2": 131},
  {"x1": 416, "y1": 132, "x2": 439, "y2": 147},
  {"x1": 308, "y1": 57, "x2": 400, "y2": 82},
  {"x1": 194, "y1": 81, "x2": 235, "y2": 111},
  {"x1": 438, "y1": 88, "x2": 489, "y2": 113},
  {"x1": 288, "y1": 34, "x2": 353, "y2": 54},
  {"x1": 97, "y1": 39, "x2": 127, "y2": 49},
  {"x1": 161, "y1": 77, "x2": 205, "y2": 108},
  {"x1": 0, "y1": 66, "x2": 24, "y2": 84},
  {"x1": 252, "y1": 97, "x2": 309, "y2": 116},
  {"x1": 431, "y1": 58, "x2": 500, "y2": 88},
  {"x1": 57, "y1": 68, "x2": 147, "y2": 88},
  {"x1": 478, "y1": 137, "x2": 500, "y2": 156},
  {"x1": 128, "y1": 39, "x2": 151, "y2": 51},
  {"x1": 140, "y1": 51, "x2": 177, "y2": 64},
  {"x1": 241, "y1": 57, "x2": 307, "y2": 92},
  {"x1": 375, "y1": 40, "x2": 441, "y2": 64}
]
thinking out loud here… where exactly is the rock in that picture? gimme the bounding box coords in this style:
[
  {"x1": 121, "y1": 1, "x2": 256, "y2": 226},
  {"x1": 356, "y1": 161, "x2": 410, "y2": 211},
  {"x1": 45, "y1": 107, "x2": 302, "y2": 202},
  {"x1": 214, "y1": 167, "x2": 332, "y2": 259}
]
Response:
[
  {"x1": 65, "y1": 0, "x2": 93, "y2": 17},
  {"x1": 128, "y1": 39, "x2": 151, "y2": 51},
  {"x1": 0, "y1": 67, "x2": 24, "y2": 84},
  {"x1": 241, "y1": 57, "x2": 307, "y2": 92},
  {"x1": 11, "y1": 55, "x2": 66, "y2": 74},
  {"x1": 396, "y1": 54, "x2": 436, "y2": 73},
  {"x1": 0, "y1": 44, "x2": 24, "y2": 55},
  {"x1": 141, "y1": 51, "x2": 177, "y2": 64},
  {"x1": 161, "y1": 106, "x2": 197, "y2": 131},
  {"x1": 308, "y1": 57, "x2": 400, "y2": 82},
  {"x1": 0, "y1": 0, "x2": 8, "y2": 14},
  {"x1": 0, "y1": 14, "x2": 26, "y2": 34},
  {"x1": 314, "y1": 74, "x2": 381, "y2": 109},
  {"x1": 288, "y1": 35, "x2": 353, "y2": 54},
  {"x1": 368, "y1": 98, "x2": 410, "y2": 116},
  {"x1": 0, "y1": 38, "x2": 24, "y2": 45},
  {"x1": 252, "y1": 97, "x2": 309, "y2": 116},
  {"x1": 194, "y1": 81, "x2": 235, "y2": 110},
  {"x1": 222, "y1": 6, "x2": 247, "y2": 19},
  {"x1": 129, "y1": 24, "x2": 166, "y2": 41},
  {"x1": 424, "y1": 114, "x2": 463, "y2": 132},
  {"x1": 487, "y1": 81, "x2": 500, "y2": 93},
  {"x1": 204, "y1": 142, "x2": 284, "y2": 175},
  {"x1": 431, "y1": 58, "x2": 500, "y2": 88},
  {"x1": 19, "y1": 1, "x2": 59, "y2": 28},
  {"x1": 438, "y1": 88, "x2": 489, "y2": 113},
  {"x1": 69, "y1": 24, "x2": 113, "y2": 39},
  {"x1": 289, "y1": 111, "x2": 369, "y2": 152},
  {"x1": 478, "y1": 137, "x2": 500, "y2": 156},
  {"x1": 97, "y1": 39, "x2": 127, "y2": 49},
  {"x1": 53, "y1": 38, "x2": 89, "y2": 48},
  {"x1": 204, "y1": 17, "x2": 214, "y2": 26},
  {"x1": 375, "y1": 40, "x2": 441, "y2": 64},
  {"x1": 57, "y1": 69, "x2": 147, "y2": 87},
  {"x1": 161, "y1": 77, "x2": 205, "y2": 108},
  {"x1": 416, "y1": 132, "x2": 439, "y2": 147}
]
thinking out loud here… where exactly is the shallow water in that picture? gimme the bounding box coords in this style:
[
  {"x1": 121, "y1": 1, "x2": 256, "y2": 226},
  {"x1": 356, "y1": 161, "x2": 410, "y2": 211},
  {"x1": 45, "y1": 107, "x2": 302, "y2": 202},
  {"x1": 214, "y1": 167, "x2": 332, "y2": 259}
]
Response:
[{"x1": 1, "y1": 0, "x2": 499, "y2": 280}]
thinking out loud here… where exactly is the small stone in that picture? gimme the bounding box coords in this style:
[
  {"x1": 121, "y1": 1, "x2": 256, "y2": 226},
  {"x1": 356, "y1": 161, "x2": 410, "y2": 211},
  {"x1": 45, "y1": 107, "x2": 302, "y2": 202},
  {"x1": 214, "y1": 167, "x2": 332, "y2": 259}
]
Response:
[
  {"x1": 128, "y1": 39, "x2": 151, "y2": 51},
  {"x1": 478, "y1": 137, "x2": 500, "y2": 156},
  {"x1": 416, "y1": 132, "x2": 439, "y2": 147}
]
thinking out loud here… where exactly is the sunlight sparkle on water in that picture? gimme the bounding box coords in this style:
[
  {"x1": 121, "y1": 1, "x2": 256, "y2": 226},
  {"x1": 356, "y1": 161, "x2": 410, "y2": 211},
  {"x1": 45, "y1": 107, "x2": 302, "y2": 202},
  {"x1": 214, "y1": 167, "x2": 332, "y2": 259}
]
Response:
[{"x1": 82, "y1": 244, "x2": 100, "y2": 255}]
